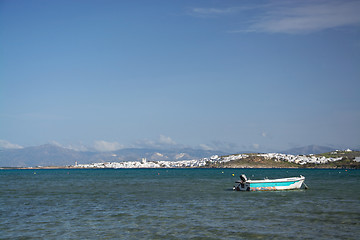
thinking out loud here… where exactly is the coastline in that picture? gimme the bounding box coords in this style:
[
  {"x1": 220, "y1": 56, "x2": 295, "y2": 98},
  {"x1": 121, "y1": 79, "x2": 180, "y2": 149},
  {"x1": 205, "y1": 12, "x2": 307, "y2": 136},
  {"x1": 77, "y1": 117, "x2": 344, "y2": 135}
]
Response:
[
  {"x1": 2, "y1": 164, "x2": 359, "y2": 170},
  {"x1": 2, "y1": 151, "x2": 359, "y2": 170}
]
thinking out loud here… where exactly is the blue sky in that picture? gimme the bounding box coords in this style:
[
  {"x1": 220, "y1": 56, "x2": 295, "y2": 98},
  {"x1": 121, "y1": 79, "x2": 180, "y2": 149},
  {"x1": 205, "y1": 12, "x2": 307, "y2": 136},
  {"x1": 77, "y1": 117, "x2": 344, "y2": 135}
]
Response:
[{"x1": 1, "y1": 0, "x2": 360, "y2": 152}]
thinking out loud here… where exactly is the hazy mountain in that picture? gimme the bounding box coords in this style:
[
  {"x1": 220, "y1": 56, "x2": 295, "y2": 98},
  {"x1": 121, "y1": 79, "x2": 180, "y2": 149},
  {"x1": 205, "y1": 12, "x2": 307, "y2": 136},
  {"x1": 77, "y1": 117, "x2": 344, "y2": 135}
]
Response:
[
  {"x1": 282, "y1": 145, "x2": 336, "y2": 155},
  {"x1": 112, "y1": 148, "x2": 225, "y2": 162},
  {"x1": 0, "y1": 144, "x2": 93, "y2": 167},
  {"x1": 1, "y1": 143, "x2": 349, "y2": 167},
  {"x1": 0, "y1": 144, "x2": 226, "y2": 167}
]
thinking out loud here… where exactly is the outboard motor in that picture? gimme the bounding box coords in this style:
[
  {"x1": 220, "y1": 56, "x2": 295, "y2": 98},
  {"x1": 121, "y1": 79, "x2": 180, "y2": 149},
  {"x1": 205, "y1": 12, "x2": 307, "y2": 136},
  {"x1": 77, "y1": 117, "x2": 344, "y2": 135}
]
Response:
[
  {"x1": 234, "y1": 174, "x2": 249, "y2": 191},
  {"x1": 240, "y1": 174, "x2": 247, "y2": 183}
]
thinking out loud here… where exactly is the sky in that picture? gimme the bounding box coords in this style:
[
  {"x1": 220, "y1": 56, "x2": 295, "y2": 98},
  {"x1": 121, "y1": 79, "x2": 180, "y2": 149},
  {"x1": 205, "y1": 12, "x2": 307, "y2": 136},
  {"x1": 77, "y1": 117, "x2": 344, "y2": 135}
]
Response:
[{"x1": 1, "y1": 0, "x2": 360, "y2": 153}]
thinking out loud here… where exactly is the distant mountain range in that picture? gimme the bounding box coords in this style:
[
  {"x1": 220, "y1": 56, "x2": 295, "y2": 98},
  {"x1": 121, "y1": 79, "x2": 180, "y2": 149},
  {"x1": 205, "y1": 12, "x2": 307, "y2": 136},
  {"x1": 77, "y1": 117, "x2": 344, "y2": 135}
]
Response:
[
  {"x1": 282, "y1": 145, "x2": 337, "y2": 155},
  {"x1": 1, "y1": 143, "x2": 355, "y2": 167},
  {"x1": 0, "y1": 144, "x2": 227, "y2": 167}
]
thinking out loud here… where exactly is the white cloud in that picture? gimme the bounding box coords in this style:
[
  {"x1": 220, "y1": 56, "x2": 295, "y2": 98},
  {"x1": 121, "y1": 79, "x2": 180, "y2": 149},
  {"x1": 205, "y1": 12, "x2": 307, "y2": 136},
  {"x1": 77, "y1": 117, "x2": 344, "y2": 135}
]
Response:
[
  {"x1": 159, "y1": 135, "x2": 177, "y2": 145},
  {"x1": 50, "y1": 140, "x2": 63, "y2": 148},
  {"x1": 50, "y1": 141, "x2": 89, "y2": 151},
  {"x1": 190, "y1": 0, "x2": 360, "y2": 34},
  {"x1": 248, "y1": 0, "x2": 360, "y2": 34},
  {"x1": 199, "y1": 141, "x2": 239, "y2": 152},
  {"x1": 134, "y1": 139, "x2": 156, "y2": 148},
  {"x1": 93, "y1": 140, "x2": 125, "y2": 152},
  {"x1": 199, "y1": 144, "x2": 214, "y2": 151},
  {"x1": 0, "y1": 140, "x2": 24, "y2": 149},
  {"x1": 199, "y1": 141, "x2": 266, "y2": 153},
  {"x1": 190, "y1": 7, "x2": 236, "y2": 16},
  {"x1": 69, "y1": 144, "x2": 89, "y2": 152},
  {"x1": 262, "y1": 132, "x2": 267, "y2": 137},
  {"x1": 189, "y1": 5, "x2": 259, "y2": 17},
  {"x1": 134, "y1": 135, "x2": 178, "y2": 149}
]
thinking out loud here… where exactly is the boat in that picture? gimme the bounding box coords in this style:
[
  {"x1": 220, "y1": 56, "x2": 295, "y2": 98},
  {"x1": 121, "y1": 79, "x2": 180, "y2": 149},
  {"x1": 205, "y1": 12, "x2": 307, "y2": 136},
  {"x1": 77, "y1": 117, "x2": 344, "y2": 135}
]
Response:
[{"x1": 233, "y1": 174, "x2": 306, "y2": 191}]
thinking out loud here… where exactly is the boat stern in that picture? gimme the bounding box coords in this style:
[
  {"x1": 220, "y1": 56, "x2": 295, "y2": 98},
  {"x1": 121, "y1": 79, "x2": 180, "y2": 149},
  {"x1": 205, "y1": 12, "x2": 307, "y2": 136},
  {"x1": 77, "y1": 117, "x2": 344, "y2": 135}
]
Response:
[{"x1": 233, "y1": 182, "x2": 250, "y2": 191}]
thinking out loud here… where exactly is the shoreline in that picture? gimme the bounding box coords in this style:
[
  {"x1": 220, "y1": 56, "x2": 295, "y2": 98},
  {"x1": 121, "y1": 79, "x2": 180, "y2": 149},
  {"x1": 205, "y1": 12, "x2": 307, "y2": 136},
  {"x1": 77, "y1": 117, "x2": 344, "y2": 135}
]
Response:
[
  {"x1": 1, "y1": 166, "x2": 359, "y2": 170},
  {"x1": 3, "y1": 151, "x2": 359, "y2": 170}
]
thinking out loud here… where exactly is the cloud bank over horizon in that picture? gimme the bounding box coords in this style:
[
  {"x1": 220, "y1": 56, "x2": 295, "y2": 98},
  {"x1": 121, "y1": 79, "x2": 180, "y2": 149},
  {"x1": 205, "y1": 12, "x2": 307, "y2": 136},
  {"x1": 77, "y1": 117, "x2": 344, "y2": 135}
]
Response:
[
  {"x1": 1, "y1": 137, "x2": 358, "y2": 155},
  {"x1": 0, "y1": 140, "x2": 24, "y2": 150},
  {"x1": 0, "y1": 136, "x2": 263, "y2": 153}
]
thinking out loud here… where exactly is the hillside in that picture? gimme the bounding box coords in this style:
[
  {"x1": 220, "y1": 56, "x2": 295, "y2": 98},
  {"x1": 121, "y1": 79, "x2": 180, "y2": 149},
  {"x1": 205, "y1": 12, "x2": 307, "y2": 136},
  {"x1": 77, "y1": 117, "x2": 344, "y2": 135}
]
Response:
[
  {"x1": 205, "y1": 151, "x2": 360, "y2": 169},
  {"x1": 205, "y1": 154, "x2": 299, "y2": 168},
  {"x1": 70, "y1": 151, "x2": 360, "y2": 169}
]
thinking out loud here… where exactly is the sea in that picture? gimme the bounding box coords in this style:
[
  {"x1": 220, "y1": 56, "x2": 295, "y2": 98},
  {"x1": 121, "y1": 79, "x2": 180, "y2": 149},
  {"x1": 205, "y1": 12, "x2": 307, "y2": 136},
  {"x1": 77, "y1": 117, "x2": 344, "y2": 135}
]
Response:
[{"x1": 1, "y1": 168, "x2": 359, "y2": 239}]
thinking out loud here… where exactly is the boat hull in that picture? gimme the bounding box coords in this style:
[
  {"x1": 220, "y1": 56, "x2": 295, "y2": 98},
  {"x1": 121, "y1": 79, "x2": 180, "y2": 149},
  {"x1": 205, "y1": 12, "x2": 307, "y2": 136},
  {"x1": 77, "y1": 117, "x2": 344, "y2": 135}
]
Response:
[{"x1": 234, "y1": 176, "x2": 305, "y2": 191}]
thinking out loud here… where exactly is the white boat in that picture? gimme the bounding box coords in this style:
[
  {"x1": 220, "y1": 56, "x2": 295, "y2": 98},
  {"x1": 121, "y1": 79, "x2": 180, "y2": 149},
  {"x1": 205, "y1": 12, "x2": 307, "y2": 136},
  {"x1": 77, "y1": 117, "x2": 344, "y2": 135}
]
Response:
[{"x1": 233, "y1": 174, "x2": 306, "y2": 191}]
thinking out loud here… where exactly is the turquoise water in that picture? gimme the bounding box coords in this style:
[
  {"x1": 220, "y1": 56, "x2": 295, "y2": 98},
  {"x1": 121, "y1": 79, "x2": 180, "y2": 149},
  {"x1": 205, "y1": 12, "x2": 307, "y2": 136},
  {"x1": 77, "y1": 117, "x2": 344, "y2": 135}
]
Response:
[{"x1": 1, "y1": 168, "x2": 359, "y2": 239}]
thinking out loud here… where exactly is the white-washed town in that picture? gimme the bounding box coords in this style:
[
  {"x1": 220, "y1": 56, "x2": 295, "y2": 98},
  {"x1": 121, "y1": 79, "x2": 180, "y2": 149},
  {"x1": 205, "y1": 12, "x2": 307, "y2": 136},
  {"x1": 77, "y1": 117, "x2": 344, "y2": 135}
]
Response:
[{"x1": 74, "y1": 150, "x2": 352, "y2": 169}]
